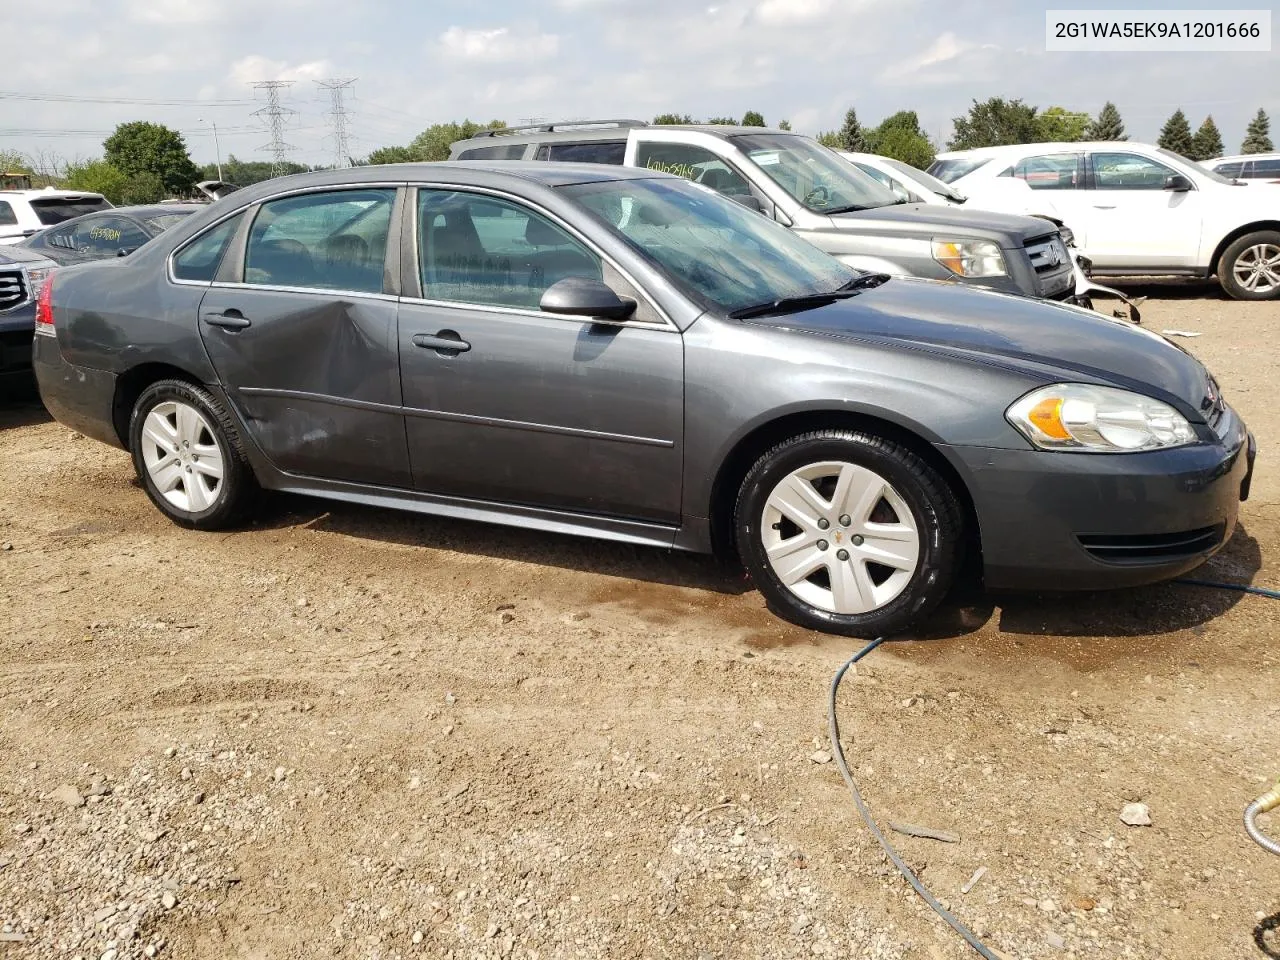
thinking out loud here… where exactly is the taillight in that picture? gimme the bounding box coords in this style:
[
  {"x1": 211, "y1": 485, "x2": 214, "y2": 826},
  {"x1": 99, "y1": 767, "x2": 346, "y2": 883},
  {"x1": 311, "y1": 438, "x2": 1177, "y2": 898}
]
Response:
[{"x1": 33, "y1": 270, "x2": 55, "y2": 337}]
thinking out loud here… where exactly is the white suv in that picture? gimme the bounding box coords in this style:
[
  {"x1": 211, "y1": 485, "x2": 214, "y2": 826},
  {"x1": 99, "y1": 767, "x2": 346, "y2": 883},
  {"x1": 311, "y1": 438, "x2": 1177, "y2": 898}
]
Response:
[
  {"x1": 930, "y1": 141, "x2": 1280, "y2": 300},
  {"x1": 0, "y1": 188, "x2": 113, "y2": 245}
]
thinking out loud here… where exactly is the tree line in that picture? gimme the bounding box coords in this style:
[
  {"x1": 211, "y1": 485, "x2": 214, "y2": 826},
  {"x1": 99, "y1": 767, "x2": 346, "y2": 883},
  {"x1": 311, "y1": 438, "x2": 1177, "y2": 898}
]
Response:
[{"x1": 3, "y1": 103, "x2": 1272, "y2": 200}]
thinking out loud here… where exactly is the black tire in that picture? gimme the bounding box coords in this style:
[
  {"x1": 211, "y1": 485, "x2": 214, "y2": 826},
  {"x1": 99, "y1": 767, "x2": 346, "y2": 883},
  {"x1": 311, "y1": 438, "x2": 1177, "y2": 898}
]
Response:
[
  {"x1": 128, "y1": 379, "x2": 259, "y2": 530},
  {"x1": 1218, "y1": 230, "x2": 1280, "y2": 301},
  {"x1": 734, "y1": 430, "x2": 962, "y2": 638}
]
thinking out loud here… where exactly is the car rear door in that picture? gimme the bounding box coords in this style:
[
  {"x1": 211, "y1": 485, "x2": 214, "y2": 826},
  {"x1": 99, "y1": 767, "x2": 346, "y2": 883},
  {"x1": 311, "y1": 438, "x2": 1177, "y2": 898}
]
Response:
[
  {"x1": 194, "y1": 185, "x2": 412, "y2": 488},
  {"x1": 396, "y1": 186, "x2": 684, "y2": 525}
]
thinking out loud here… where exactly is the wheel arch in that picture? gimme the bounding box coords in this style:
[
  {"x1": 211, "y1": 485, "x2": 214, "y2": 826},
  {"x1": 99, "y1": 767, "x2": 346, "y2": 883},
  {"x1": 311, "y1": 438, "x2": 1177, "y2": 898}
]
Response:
[
  {"x1": 706, "y1": 409, "x2": 981, "y2": 569},
  {"x1": 112, "y1": 362, "x2": 207, "y2": 447},
  {"x1": 1211, "y1": 221, "x2": 1280, "y2": 275}
]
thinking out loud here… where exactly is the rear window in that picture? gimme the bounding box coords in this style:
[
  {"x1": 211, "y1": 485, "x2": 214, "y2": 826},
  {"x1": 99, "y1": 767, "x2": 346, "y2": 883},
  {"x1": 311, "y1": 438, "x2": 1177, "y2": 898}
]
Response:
[
  {"x1": 29, "y1": 196, "x2": 112, "y2": 225},
  {"x1": 534, "y1": 141, "x2": 626, "y2": 164},
  {"x1": 928, "y1": 158, "x2": 990, "y2": 183},
  {"x1": 142, "y1": 212, "x2": 196, "y2": 232},
  {"x1": 456, "y1": 143, "x2": 529, "y2": 160},
  {"x1": 0, "y1": 201, "x2": 15, "y2": 227}
]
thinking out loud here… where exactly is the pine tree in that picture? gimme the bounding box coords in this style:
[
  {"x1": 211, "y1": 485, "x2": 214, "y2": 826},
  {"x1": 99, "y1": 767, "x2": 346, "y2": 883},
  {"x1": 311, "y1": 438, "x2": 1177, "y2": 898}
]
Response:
[
  {"x1": 740, "y1": 110, "x2": 765, "y2": 127},
  {"x1": 1156, "y1": 109, "x2": 1195, "y2": 157},
  {"x1": 838, "y1": 108, "x2": 867, "y2": 152},
  {"x1": 1190, "y1": 116, "x2": 1224, "y2": 161},
  {"x1": 1242, "y1": 108, "x2": 1274, "y2": 154},
  {"x1": 1084, "y1": 101, "x2": 1126, "y2": 141}
]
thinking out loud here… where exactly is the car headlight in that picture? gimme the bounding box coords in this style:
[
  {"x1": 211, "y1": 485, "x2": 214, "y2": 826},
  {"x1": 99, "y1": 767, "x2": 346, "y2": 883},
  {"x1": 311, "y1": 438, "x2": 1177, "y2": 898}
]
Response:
[
  {"x1": 931, "y1": 238, "x2": 1006, "y2": 278},
  {"x1": 24, "y1": 266, "x2": 54, "y2": 300},
  {"x1": 1007, "y1": 384, "x2": 1197, "y2": 452}
]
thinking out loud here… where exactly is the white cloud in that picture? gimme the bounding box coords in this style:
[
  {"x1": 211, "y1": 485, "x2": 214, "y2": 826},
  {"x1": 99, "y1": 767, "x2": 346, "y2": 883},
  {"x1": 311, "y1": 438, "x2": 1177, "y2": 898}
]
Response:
[
  {"x1": 228, "y1": 55, "x2": 335, "y2": 86},
  {"x1": 437, "y1": 26, "x2": 559, "y2": 63},
  {"x1": 878, "y1": 31, "x2": 998, "y2": 85},
  {"x1": 754, "y1": 0, "x2": 833, "y2": 25}
]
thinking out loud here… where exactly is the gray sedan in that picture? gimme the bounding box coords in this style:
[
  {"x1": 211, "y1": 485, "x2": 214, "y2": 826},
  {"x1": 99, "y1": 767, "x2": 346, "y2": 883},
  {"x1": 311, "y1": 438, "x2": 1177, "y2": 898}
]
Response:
[{"x1": 32, "y1": 162, "x2": 1254, "y2": 636}]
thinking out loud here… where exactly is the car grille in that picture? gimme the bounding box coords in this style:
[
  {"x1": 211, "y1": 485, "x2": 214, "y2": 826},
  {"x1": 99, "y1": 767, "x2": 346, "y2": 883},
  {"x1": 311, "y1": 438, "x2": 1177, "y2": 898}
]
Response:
[
  {"x1": 0, "y1": 269, "x2": 27, "y2": 312},
  {"x1": 1076, "y1": 524, "x2": 1224, "y2": 565},
  {"x1": 1024, "y1": 234, "x2": 1070, "y2": 274}
]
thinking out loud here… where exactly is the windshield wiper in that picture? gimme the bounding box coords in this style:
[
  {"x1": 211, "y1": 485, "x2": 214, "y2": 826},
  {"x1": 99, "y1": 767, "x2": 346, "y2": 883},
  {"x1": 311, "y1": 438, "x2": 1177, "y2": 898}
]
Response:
[
  {"x1": 821, "y1": 203, "x2": 868, "y2": 215},
  {"x1": 728, "y1": 275, "x2": 890, "y2": 320}
]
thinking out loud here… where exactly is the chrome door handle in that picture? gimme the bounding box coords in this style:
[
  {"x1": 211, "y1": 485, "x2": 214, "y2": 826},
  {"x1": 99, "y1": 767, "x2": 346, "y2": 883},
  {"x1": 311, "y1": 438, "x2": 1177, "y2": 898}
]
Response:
[
  {"x1": 201, "y1": 310, "x2": 251, "y2": 330},
  {"x1": 412, "y1": 331, "x2": 471, "y2": 356}
]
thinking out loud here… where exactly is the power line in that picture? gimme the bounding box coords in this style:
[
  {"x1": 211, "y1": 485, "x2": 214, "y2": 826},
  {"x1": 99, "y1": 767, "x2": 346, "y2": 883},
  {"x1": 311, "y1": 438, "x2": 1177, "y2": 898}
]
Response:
[
  {"x1": 0, "y1": 90, "x2": 251, "y2": 106},
  {"x1": 250, "y1": 81, "x2": 298, "y2": 177},
  {"x1": 316, "y1": 78, "x2": 357, "y2": 168}
]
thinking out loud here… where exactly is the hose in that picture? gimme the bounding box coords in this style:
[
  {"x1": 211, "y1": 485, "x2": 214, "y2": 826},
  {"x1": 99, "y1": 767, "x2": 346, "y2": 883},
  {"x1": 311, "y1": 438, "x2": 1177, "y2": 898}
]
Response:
[
  {"x1": 1175, "y1": 577, "x2": 1280, "y2": 600},
  {"x1": 1245, "y1": 781, "x2": 1280, "y2": 856},
  {"x1": 828, "y1": 636, "x2": 1001, "y2": 960}
]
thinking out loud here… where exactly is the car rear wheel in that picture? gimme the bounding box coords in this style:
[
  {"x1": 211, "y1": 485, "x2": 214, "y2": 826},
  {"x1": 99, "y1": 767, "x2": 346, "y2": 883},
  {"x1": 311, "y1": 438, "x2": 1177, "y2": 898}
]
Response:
[
  {"x1": 1219, "y1": 230, "x2": 1280, "y2": 300},
  {"x1": 734, "y1": 430, "x2": 962, "y2": 637},
  {"x1": 129, "y1": 379, "x2": 258, "y2": 530}
]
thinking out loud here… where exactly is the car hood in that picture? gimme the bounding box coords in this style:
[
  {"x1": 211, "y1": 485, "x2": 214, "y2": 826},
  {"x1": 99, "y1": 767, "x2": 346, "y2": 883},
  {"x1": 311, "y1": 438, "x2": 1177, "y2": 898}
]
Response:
[
  {"x1": 754, "y1": 278, "x2": 1218, "y2": 422},
  {"x1": 829, "y1": 203, "x2": 1056, "y2": 243}
]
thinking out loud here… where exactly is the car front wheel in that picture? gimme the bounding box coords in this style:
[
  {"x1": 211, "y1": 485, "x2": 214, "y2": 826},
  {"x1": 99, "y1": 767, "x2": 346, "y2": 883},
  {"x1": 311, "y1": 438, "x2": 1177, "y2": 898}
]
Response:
[
  {"x1": 129, "y1": 379, "x2": 258, "y2": 530},
  {"x1": 1220, "y1": 230, "x2": 1280, "y2": 300},
  {"x1": 735, "y1": 430, "x2": 962, "y2": 637}
]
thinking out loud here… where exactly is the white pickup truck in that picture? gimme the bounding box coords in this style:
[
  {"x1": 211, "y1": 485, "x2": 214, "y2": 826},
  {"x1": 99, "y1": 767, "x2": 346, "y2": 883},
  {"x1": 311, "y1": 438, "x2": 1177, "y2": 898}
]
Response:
[{"x1": 931, "y1": 141, "x2": 1280, "y2": 300}]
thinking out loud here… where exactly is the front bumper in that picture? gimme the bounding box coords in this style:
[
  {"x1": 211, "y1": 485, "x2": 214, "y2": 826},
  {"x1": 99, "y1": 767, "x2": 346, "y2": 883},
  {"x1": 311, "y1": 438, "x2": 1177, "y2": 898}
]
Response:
[{"x1": 945, "y1": 407, "x2": 1254, "y2": 591}]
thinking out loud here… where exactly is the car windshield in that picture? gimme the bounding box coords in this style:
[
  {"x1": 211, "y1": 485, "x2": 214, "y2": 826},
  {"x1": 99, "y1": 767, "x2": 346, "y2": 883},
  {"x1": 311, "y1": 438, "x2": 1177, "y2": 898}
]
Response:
[
  {"x1": 928, "y1": 157, "x2": 991, "y2": 184},
  {"x1": 729, "y1": 134, "x2": 900, "y2": 213},
  {"x1": 560, "y1": 176, "x2": 857, "y2": 314},
  {"x1": 1155, "y1": 147, "x2": 1236, "y2": 185},
  {"x1": 883, "y1": 157, "x2": 966, "y2": 200}
]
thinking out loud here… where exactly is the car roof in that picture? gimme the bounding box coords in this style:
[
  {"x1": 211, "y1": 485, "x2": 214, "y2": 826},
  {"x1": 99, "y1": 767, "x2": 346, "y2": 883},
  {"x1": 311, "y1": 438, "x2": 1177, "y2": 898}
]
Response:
[
  {"x1": 107, "y1": 203, "x2": 206, "y2": 217},
  {"x1": 934, "y1": 141, "x2": 1164, "y2": 161},
  {"x1": 223, "y1": 160, "x2": 676, "y2": 206},
  {"x1": 0, "y1": 188, "x2": 107, "y2": 200},
  {"x1": 1209, "y1": 152, "x2": 1280, "y2": 163},
  {"x1": 453, "y1": 124, "x2": 794, "y2": 148}
]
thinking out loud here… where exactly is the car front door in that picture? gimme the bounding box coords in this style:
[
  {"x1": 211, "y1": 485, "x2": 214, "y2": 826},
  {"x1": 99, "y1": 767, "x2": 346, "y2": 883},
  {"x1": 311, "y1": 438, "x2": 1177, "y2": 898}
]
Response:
[
  {"x1": 397, "y1": 187, "x2": 684, "y2": 525},
  {"x1": 194, "y1": 186, "x2": 412, "y2": 488},
  {"x1": 1078, "y1": 151, "x2": 1203, "y2": 268}
]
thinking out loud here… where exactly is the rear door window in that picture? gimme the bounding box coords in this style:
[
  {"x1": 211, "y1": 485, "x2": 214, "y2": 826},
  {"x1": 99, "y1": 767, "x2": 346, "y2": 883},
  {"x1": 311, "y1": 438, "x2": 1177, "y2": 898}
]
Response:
[
  {"x1": 1248, "y1": 158, "x2": 1280, "y2": 179},
  {"x1": 172, "y1": 212, "x2": 245, "y2": 282},
  {"x1": 1002, "y1": 154, "x2": 1081, "y2": 190},
  {"x1": 29, "y1": 196, "x2": 112, "y2": 225},
  {"x1": 245, "y1": 189, "x2": 395, "y2": 293},
  {"x1": 533, "y1": 141, "x2": 626, "y2": 164},
  {"x1": 73, "y1": 216, "x2": 151, "y2": 257}
]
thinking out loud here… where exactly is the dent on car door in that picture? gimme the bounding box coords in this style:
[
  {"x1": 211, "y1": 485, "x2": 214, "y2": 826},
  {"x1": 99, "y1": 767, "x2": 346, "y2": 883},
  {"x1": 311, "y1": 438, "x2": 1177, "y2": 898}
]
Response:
[
  {"x1": 397, "y1": 187, "x2": 685, "y2": 523},
  {"x1": 194, "y1": 186, "x2": 412, "y2": 487}
]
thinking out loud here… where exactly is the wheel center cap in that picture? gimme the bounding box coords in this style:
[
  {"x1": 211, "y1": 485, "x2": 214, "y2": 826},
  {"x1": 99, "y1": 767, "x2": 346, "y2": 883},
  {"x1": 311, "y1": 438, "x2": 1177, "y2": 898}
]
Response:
[{"x1": 833, "y1": 530, "x2": 843, "y2": 543}]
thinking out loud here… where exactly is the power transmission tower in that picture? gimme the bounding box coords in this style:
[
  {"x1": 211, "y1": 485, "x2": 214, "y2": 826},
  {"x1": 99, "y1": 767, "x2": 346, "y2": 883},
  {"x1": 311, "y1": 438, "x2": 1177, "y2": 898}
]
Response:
[
  {"x1": 316, "y1": 78, "x2": 357, "y2": 168},
  {"x1": 251, "y1": 80, "x2": 297, "y2": 177}
]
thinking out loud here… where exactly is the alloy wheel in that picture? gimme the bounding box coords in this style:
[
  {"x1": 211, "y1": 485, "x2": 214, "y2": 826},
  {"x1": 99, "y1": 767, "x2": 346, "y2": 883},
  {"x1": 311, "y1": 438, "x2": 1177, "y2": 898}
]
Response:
[
  {"x1": 140, "y1": 401, "x2": 226, "y2": 513},
  {"x1": 760, "y1": 460, "x2": 921, "y2": 615},
  {"x1": 1233, "y1": 243, "x2": 1280, "y2": 294}
]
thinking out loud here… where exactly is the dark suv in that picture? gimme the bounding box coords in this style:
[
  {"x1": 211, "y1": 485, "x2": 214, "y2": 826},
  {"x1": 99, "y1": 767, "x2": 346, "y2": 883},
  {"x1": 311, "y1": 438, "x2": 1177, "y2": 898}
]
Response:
[{"x1": 451, "y1": 121, "x2": 1075, "y2": 301}]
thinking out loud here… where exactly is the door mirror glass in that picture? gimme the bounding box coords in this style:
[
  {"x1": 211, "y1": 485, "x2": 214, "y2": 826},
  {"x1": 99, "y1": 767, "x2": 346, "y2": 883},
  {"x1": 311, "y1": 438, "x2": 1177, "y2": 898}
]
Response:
[
  {"x1": 1163, "y1": 174, "x2": 1193, "y2": 191},
  {"x1": 730, "y1": 194, "x2": 764, "y2": 213},
  {"x1": 539, "y1": 276, "x2": 636, "y2": 321}
]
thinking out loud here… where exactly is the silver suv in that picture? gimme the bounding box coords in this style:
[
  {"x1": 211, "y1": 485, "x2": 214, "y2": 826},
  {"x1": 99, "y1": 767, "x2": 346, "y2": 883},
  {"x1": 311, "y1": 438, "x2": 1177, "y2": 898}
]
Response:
[{"x1": 450, "y1": 121, "x2": 1075, "y2": 301}]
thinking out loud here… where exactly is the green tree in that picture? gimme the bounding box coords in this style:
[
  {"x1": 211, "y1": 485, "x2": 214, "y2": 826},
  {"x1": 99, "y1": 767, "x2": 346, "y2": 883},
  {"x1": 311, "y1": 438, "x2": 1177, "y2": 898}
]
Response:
[
  {"x1": 948, "y1": 97, "x2": 1040, "y2": 150},
  {"x1": 120, "y1": 171, "x2": 166, "y2": 205},
  {"x1": 706, "y1": 116, "x2": 737, "y2": 125},
  {"x1": 1156, "y1": 109, "x2": 1195, "y2": 157},
  {"x1": 741, "y1": 110, "x2": 765, "y2": 127},
  {"x1": 653, "y1": 113, "x2": 694, "y2": 125},
  {"x1": 1190, "y1": 115, "x2": 1224, "y2": 161},
  {"x1": 1035, "y1": 106, "x2": 1090, "y2": 142},
  {"x1": 0, "y1": 150, "x2": 32, "y2": 174},
  {"x1": 365, "y1": 146, "x2": 419, "y2": 165},
  {"x1": 198, "y1": 155, "x2": 309, "y2": 187},
  {"x1": 103, "y1": 121, "x2": 200, "y2": 196},
  {"x1": 62, "y1": 160, "x2": 130, "y2": 204},
  {"x1": 864, "y1": 111, "x2": 936, "y2": 168},
  {"x1": 815, "y1": 131, "x2": 843, "y2": 148},
  {"x1": 838, "y1": 108, "x2": 867, "y2": 152},
  {"x1": 1083, "y1": 101, "x2": 1126, "y2": 141},
  {"x1": 777, "y1": 119, "x2": 792, "y2": 131},
  {"x1": 408, "y1": 120, "x2": 507, "y2": 161},
  {"x1": 1242, "y1": 108, "x2": 1273, "y2": 153}
]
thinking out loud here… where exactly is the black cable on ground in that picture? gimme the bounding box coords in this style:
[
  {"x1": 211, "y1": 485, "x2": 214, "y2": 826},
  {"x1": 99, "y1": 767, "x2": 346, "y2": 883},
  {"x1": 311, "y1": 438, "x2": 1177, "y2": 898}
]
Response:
[
  {"x1": 828, "y1": 636, "x2": 1002, "y2": 960},
  {"x1": 1175, "y1": 577, "x2": 1280, "y2": 600}
]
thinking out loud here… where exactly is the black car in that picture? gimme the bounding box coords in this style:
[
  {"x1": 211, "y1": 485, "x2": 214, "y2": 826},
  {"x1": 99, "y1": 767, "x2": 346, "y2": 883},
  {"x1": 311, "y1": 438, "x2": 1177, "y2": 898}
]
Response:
[{"x1": 21, "y1": 204, "x2": 204, "y2": 265}]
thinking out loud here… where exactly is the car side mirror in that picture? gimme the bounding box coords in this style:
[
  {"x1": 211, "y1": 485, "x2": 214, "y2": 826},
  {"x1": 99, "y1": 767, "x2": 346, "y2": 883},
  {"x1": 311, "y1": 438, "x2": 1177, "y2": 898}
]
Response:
[
  {"x1": 539, "y1": 276, "x2": 636, "y2": 322},
  {"x1": 1163, "y1": 174, "x2": 1192, "y2": 191},
  {"x1": 730, "y1": 194, "x2": 765, "y2": 213}
]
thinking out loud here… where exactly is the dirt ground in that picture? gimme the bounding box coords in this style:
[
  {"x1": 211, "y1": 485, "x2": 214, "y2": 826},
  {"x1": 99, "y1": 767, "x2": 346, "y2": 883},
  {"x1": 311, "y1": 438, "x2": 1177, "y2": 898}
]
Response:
[{"x1": 1, "y1": 287, "x2": 1278, "y2": 960}]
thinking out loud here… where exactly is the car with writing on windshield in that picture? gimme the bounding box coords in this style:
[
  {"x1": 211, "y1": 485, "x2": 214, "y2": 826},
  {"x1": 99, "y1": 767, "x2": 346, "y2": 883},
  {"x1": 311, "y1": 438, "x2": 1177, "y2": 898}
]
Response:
[
  {"x1": 450, "y1": 121, "x2": 1077, "y2": 304},
  {"x1": 32, "y1": 162, "x2": 1253, "y2": 637},
  {"x1": 20, "y1": 204, "x2": 204, "y2": 266}
]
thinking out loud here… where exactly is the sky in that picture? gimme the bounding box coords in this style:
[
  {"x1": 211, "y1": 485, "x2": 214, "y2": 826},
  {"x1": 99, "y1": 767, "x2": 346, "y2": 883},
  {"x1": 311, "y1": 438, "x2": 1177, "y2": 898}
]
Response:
[{"x1": 5, "y1": 0, "x2": 1279, "y2": 170}]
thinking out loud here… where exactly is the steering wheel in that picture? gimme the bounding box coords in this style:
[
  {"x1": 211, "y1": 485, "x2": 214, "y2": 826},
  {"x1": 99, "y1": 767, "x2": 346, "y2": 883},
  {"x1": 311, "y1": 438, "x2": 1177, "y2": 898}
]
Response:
[{"x1": 803, "y1": 184, "x2": 830, "y2": 207}]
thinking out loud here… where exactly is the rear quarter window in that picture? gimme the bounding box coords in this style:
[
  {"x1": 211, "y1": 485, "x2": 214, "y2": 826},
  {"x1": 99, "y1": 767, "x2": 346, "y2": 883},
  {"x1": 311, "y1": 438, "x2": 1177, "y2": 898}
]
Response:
[
  {"x1": 456, "y1": 143, "x2": 530, "y2": 160},
  {"x1": 0, "y1": 201, "x2": 15, "y2": 227},
  {"x1": 172, "y1": 212, "x2": 245, "y2": 282}
]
